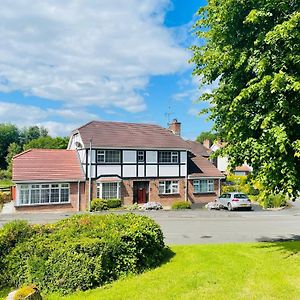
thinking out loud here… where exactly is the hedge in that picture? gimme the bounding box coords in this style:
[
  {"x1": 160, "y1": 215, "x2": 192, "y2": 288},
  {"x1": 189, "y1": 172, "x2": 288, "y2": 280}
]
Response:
[
  {"x1": 171, "y1": 201, "x2": 191, "y2": 210},
  {"x1": 0, "y1": 214, "x2": 165, "y2": 295},
  {"x1": 91, "y1": 199, "x2": 122, "y2": 211}
]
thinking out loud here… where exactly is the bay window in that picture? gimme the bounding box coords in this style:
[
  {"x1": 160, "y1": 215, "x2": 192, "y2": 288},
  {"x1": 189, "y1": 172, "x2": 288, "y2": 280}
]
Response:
[{"x1": 97, "y1": 182, "x2": 120, "y2": 199}]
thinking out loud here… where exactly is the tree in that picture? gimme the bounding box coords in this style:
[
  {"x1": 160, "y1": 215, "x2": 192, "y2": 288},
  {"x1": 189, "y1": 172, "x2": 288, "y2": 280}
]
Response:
[
  {"x1": 191, "y1": 0, "x2": 300, "y2": 197},
  {"x1": 23, "y1": 136, "x2": 69, "y2": 151},
  {"x1": 0, "y1": 124, "x2": 19, "y2": 169},
  {"x1": 5, "y1": 143, "x2": 22, "y2": 176},
  {"x1": 19, "y1": 126, "x2": 48, "y2": 145},
  {"x1": 196, "y1": 131, "x2": 218, "y2": 143}
]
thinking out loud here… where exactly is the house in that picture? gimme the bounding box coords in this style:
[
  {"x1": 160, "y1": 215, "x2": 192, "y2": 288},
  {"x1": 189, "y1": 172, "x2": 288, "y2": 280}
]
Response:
[
  {"x1": 12, "y1": 120, "x2": 224, "y2": 211},
  {"x1": 204, "y1": 139, "x2": 252, "y2": 175}
]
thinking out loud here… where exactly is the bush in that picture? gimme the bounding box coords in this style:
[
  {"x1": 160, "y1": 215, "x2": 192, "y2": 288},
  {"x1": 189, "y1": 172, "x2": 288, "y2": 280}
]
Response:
[
  {"x1": 13, "y1": 285, "x2": 41, "y2": 300},
  {"x1": 172, "y1": 201, "x2": 191, "y2": 210},
  {"x1": 106, "y1": 199, "x2": 122, "y2": 208},
  {"x1": 1, "y1": 214, "x2": 165, "y2": 295},
  {"x1": 125, "y1": 203, "x2": 139, "y2": 210},
  {"x1": 91, "y1": 198, "x2": 108, "y2": 211},
  {"x1": 263, "y1": 193, "x2": 287, "y2": 208}
]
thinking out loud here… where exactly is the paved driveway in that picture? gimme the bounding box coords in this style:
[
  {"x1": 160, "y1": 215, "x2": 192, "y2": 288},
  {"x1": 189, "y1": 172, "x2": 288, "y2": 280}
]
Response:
[{"x1": 1, "y1": 202, "x2": 300, "y2": 245}]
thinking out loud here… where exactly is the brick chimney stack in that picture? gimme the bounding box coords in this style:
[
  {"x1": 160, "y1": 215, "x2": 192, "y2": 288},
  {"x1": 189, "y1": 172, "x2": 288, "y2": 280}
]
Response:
[
  {"x1": 168, "y1": 119, "x2": 181, "y2": 136},
  {"x1": 203, "y1": 139, "x2": 212, "y2": 149}
]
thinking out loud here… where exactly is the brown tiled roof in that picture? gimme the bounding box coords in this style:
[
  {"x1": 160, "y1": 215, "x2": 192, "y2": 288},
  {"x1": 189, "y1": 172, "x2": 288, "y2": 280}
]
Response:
[
  {"x1": 235, "y1": 165, "x2": 251, "y2": 172},
  {"x1": 186, "y1": 140, "x2": 212, "y2": 157},
  {"x1": 74, "y1": 121, "x2": 188, "y2": 149},
  {"x1": 188, "y1": 154, "x2": 224, "y2": 178},
  {"x1": 13, "y1": 149, "x2": 85, "y2": 182}
]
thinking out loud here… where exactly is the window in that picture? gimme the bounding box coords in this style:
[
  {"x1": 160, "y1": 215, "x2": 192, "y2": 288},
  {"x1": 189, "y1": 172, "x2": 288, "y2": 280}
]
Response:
[
  {"x1": 159, "y1": 181, "x2": 179, "y2": 194},
  {"x1": 193, "y1": 179, "x2": 214, "y2": 193},
  {"x1": 158, "y1": 151, "x2": 178, "y2": 163},
  {"x1": 17, "y1": 183, "x2": 70, "y2": 205},
  {"x1": 97, "y1": 182, "x2": 120, "y2": 199},
  {"x1": 137, "y1": 151, "x2": 145, "y2": 163},
  {"x1": 97, "y1": 150, "x2": 121, "y2": 163}
]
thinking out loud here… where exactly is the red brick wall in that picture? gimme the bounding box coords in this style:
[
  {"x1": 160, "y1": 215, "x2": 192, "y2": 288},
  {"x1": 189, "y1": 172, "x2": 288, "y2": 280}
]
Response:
[
  {"x1": 187, "y1": 179, "x2": 220, "y2": 204},
  {"x1": 15, "y1": 182, "x2": 86, "y2": 212}
]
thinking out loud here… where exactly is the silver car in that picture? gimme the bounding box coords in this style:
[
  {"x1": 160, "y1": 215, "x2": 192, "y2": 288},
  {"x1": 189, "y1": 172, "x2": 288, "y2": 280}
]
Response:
[{"x1": 217, "y1": 192, "x2": 252, "y2": 211}]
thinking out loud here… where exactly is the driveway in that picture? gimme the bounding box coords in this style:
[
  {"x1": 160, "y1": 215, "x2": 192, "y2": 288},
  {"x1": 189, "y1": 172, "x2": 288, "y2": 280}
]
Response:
[{"x1": 1, "y1": 201, "x2": 300, "y2": 245}]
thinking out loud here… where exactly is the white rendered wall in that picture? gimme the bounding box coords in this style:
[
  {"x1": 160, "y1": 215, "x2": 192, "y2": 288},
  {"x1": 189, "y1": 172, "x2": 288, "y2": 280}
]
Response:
[
  {"x1": 159, "y1": 165, "x2": 179, "y2": 177},
  {"x1": 146, "y1": 165, "x2": 157, "y2": 177},
  {"x1": 97, "y1": 165, "x2": 122, "y2": 177},
  {"x1": 123, "y1": 165, "x2": 136, "y2": 177}
]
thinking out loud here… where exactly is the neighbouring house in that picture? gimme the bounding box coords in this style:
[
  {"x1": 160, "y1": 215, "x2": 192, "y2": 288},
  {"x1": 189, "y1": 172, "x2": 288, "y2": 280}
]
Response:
[
  {"x1": 12, "y1": 120, "x2": 224, "y2": 212},
  {"x1": 204, "y1": 139, "x2": 252, "y2": 175}
]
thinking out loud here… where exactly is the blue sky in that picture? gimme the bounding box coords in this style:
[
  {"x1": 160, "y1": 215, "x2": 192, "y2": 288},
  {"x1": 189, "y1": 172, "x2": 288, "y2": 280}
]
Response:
[{"x1": 0, "y1": 0, "x2": 212, "y2": 139}]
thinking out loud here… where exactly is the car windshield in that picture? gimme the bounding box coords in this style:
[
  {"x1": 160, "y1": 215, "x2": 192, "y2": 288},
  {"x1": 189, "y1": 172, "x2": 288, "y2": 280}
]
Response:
[{"x1": 234, "y1": 194, "x2": 248, "y2": 198}]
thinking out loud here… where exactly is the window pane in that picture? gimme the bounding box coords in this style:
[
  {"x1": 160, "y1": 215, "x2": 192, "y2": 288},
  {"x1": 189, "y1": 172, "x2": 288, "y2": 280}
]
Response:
[
  {"x1": 97, "y1": 150, "x2": 105, "y2": 162},
  {"x1": 171, "y1": 181, "x2": 178, "y2": 193},
  {"x1": 105, "y1": 150, "x2": 121, "y2": 163},
  {"x1": 20, "y1": 189, "x2": 29, "y2": 204},
  {"x1": 50, "y1": 187, "x2": 60, "y2": 202},
  {"x1": 138, "y1": 151, "x2": 144, "y2": 162},
  {"x1": 31, "y1": 189, "x2": 40, "y2": 204},
  {"x1": 41, "y1": 188, "x2": 50, "y2": 203},
  {"x1": 60, "y1": 188, "x2": 69, "y2": 202},
  {"x1": 159, "y1": 182, "x2": 165, "y2": 194}
]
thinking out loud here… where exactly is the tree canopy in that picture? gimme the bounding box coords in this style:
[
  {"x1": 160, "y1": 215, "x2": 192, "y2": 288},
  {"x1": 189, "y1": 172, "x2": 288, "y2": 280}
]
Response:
[
  {"x1": 191, "y1": 0, "x2": 300, "y2": 197},
  {"x1": 196, "y1": 131, "x2": 218, "y2": 144},
  {"x1": 23, "y1": 136, "x2": 69, "y2": 151}
]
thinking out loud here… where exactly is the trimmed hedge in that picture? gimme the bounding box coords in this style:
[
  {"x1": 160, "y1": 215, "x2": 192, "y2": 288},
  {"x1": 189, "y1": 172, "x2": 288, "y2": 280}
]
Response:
[
  {"x1": 91, "y1": 198, "x2": 122, "y2": 211},
  {"x1": 0, "y1": 214, "x2": 165, "y2": 295},
  {"x1": 171, "y1": 201, "x2": 191, "y2": 210}
]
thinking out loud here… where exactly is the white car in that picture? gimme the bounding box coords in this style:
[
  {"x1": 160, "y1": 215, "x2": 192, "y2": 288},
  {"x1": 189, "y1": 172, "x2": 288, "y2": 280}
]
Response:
[{"x1": 217, "y1": 192, "x2": 252, "y2": 211}]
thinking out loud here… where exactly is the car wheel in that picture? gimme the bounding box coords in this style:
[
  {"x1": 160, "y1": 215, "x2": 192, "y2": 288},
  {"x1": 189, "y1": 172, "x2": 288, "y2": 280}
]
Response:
[{"x1": 228, "y1": 203, "x2": 233, "y2": 211}]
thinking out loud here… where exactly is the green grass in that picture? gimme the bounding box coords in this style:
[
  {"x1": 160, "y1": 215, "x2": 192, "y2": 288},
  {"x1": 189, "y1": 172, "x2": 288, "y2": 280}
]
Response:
[{"x1": 39, "y1": 242, "x2": 300, "y2": 300}]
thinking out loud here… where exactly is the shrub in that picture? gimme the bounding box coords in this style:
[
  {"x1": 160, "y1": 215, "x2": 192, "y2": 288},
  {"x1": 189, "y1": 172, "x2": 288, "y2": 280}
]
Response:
[
  {"x1": 125, "y1": 203, "x2": 139, "y2": 210},
  {"x1": 13, "y1": 285, "x2": 40, "y2": 300},
  {"x1": 91, "y1": 198, "x2": 108, "y2": 211},
  {"x1": 172, "y1": 201, "x2": 191, "y2": 210},
  {"x1": 263, "y1": 193, "x2": 287, "y2": 208},
  {"x1": 106, "y1": 199, "x2": 122, "y2": 208},
  {"x1": 1, "y1": 214, "x2": 165, "y2": 295}
]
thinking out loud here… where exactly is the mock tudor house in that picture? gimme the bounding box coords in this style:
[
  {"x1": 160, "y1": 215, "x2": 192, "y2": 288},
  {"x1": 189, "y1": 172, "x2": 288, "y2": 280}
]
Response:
[{"x1": 12, "y1": 120, "x2": 224, "y2": 212}]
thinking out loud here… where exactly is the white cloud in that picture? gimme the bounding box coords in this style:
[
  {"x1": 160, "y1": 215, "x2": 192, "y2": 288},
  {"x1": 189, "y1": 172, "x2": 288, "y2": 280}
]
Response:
[
  {"x1": 0, "y1": 101, "x2": 98, "y2": 136},
  {"x1": 0, "y1": 0, "x2": 189, "y2": 113}
]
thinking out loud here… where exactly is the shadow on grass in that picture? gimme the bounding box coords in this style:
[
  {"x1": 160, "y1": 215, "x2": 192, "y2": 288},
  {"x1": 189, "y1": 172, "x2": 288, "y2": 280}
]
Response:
[
  {"x1": 159, "y1": 246, "x2": 175, "y2": 266},
  {"x1": 256, "y1": 235, "x2": 300, "y2": 257}
]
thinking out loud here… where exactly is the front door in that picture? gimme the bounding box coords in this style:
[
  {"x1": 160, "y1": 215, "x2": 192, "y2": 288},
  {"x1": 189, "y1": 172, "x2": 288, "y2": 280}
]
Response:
[{"x1": 133, "y1": 181, "x2": 149, "y2": 204}]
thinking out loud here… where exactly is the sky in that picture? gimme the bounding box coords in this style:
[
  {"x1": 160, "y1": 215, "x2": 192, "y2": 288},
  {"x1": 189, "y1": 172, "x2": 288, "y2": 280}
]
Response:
[{"x1": 0, "y1": 0, "x2": 213, "y2": 140}]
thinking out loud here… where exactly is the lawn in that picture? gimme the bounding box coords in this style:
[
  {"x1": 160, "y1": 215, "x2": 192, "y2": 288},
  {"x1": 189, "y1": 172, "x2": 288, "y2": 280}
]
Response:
[{"x1": 40, "y1": 242, "x2": 300, "y2": 300}]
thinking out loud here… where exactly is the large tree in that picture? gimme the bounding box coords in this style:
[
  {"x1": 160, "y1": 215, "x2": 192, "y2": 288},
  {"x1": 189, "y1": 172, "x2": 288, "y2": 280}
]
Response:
[
  {"x1": 191, "y1": 0, "x2": 300, "y2": 197},
  {"x1": 23, "y1": 136, "x2": 69, "y2": 151},
  {"x1": 0, "y1": 124, "x2": 19, "y2": 169}
]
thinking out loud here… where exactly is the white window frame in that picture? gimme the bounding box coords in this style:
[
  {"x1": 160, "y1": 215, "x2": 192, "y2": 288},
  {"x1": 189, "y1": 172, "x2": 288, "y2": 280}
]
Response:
[
  {"x1": 97, "y1": 150, "x2": 121, "y2": 163},
  {"x1": 17, "y1": 183, "x2": 70, "y2": 206},
  {"x1": 159, "y1": 181, "x2": 179, "y2": 194},
  {"x1": 158, "y1": 151, "x2": 179, "y2": 163},
  {"x1": 193, "y1": 179, "x2": 214, "y2": 193},
  {"x1": 96, "y1": 182, "x2": 120, "y2": 199}
]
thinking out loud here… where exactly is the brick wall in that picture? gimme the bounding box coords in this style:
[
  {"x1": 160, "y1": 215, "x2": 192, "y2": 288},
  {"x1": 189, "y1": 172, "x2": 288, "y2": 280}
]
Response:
[{"x1": 187, "y1": 179, "x2": 220, "y2": 204}]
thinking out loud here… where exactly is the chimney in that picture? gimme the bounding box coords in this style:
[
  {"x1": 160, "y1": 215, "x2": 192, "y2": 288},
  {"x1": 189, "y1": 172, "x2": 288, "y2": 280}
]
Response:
[
  {"x1": 168, "y1": 119, "x2": 181, "y2": 136},
  {"x1": 203, "y1": 139, "x2": 212, "y2": 149}
]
